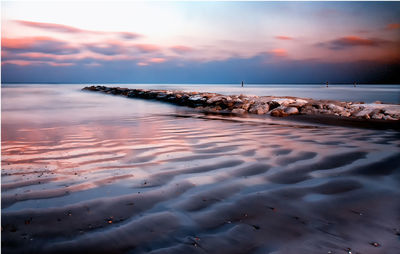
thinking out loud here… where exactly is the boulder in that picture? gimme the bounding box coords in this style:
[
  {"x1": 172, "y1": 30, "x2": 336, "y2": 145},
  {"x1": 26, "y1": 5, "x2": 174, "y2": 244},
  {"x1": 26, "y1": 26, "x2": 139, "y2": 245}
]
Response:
[
  {"x1": 383, "y1": 115, "x2": 396, "y2": 120},
  {"x1": 290, "y1": 99, "x2": 308, "y2": 107},
  {"x1": 371, "y1": 113, "x2": 385, "y2": 120},
  {"x1": 268, "y1": 101, "x2": 281, "y2": 110},
  {"x1": 339, "y1": 111, "x2": 351, "y2": 117},
  {"x1": 353, "y1": 108, "x2": 376, "y2": 118},
  {"x1": 241, "y1": 102, "x2": 251, "y2": 111},
  {"x1": 207, "y1": 96, "x2": 224, "y2": 104},
  {"x1": 270, "y1": 107, "x2": 287, "y2": 117},
  {"x1": 327, "y1": 104, "x2": 345, "y2": 113},
  {"x1": 284, "y1": 107, "x2": 299, "y2": 115},
  {"x1": 249, "y1": 104, "x2": 269, "y2": 115},
  {"x1": 271, "y1": 98, "x2": 296, "y2": 106}
]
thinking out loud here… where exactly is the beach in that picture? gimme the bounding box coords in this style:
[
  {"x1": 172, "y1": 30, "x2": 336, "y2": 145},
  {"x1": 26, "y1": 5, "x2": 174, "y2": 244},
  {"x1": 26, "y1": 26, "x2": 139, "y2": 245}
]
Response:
[{"x1": 2, "y1": 84, "x2": 400, "y2": 253}]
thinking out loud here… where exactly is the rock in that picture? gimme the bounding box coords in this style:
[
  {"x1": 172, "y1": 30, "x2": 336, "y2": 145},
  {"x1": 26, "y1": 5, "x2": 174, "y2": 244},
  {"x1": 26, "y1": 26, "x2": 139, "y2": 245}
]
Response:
[
  {"x1": 272, "y1": 98, "x2": 295, "y2": 106},
  {"x1": 83, "y1": 86, "x2": 400, "y2": 122},
  {"x1": 383, "y1": 108, "x2": 400, "y2": 118},
  {"x1": 312, "y1": 103, "x2": 323, "y2": 109},
  {"x1": 327, "y1": 104, "x2": 345, "y2": 113},
  {"x1": 371, "y1": 113, "x2": 385, "y2": 120},
  {"x1": 284, "y1": 107, "x2": 299, "y2": 115},
  {"x1": 156, "y1": 93, "x2": 167, "y2": 99},
  {"x1": 207, "y1": 96, "x2": 224, "y2": 104},
  {"x1": 232, "y1": 108, "x2": 246, "y2": 114},
  {"x1": 290, "y1": 99, "x2": 308, "y2": 107},
  {"x1": 268, "y1": 101, "x2": 281, "y2": 110},
  {"x1": 188, "y1": 95, "x2": 205, "y2": 101},
  {"x1": 249, "y1": 104, "x2": 269, "y2": 115},
  {"x1": 317, "y1": 109, "x2": 331, "y2": 114},
  {"x1": 270, "y1": 107, "x2": 288, "y2": 117},
  {"x1": 383, "y1": 115, "x2": 396, "y2": 120},
  {"x1": 354, "y1": 108, "x2": 374, "y2": 118},
  {"x1": 339, "y1": 111, "x2": 351, "y2": 117},
  {"x1": 362, "y1": 114, "x2": 371, "y2": 119}
]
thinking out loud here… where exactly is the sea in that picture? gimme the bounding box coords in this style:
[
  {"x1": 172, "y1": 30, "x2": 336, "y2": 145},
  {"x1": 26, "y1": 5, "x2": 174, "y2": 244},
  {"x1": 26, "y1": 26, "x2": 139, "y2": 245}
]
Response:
[{"x1": 2, "y1": 83, "x2": 400, "y2": 253}]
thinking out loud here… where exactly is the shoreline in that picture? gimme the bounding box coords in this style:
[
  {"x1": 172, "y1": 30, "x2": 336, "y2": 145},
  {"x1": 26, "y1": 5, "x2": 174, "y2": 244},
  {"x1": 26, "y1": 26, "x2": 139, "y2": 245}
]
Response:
[{"x1": 82, "y1": 85, "x2": 400, "y2": 129}]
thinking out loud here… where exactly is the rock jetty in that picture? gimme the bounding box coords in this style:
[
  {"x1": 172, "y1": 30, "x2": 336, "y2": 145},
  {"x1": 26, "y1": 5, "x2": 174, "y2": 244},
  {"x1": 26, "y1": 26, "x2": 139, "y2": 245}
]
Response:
[{"x1": 82, "y1": 86, "x2": 400, "y2": 121}]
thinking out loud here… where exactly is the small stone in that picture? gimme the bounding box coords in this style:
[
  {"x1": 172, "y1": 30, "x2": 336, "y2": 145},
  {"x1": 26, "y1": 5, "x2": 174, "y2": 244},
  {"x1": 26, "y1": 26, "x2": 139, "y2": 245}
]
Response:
[
  {"x1": 370, "y1": 242, "x2": 380, "y2": 247},
  {"x1": 232, "y1": 108, "x2": 246, "y2": 114}
]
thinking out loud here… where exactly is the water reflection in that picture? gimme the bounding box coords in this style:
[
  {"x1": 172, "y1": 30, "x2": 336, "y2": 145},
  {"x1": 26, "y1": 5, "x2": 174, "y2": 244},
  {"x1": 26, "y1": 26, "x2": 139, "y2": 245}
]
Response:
[{"x1": 2, "y1": 85, "x2": 400, "y2": 253}]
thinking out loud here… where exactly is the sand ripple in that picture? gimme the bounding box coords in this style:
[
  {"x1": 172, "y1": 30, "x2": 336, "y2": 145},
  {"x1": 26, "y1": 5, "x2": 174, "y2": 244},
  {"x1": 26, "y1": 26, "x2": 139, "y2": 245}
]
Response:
[{"x1": 2, "y1": 113, "x2": 400, "y2": 253}]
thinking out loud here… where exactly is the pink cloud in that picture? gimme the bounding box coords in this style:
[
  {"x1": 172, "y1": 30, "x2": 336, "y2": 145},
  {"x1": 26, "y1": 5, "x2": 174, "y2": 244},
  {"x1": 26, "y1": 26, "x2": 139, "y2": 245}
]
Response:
[
  {"x1": 2, "y1": 59, "x2": 74, "y2": 67},
  {"x1": 135, "y1": 44, "x2": 160, "y2": 53},
  {"x1": 16, "y1": 20, "x2": 84, "y2": 33},
  {"x1": 15, "y1": 20, "x2": 141, "y2": 39},
  {"x1": 275, "y1": 36, "x2": 293, "y2": 40},
  {"x1": 48, "y1": 62, "x2": 74, "y2": 66},
  {"x1": 117, "y1": 32, "x2": 141, "y2": 39},
  {"x1": 85, "y1": 62, "x2": 102, "y2": 67},
  {"x1": 170, "y1": 45, "x2": 193, "y2": 53},
  {"x1": 85, "y1": 41, "x2": 127, "y2": 55},
  {"x1": 269, "y1": 48, "x2": 288, "y2": 57},
  {"x1": 137, "y1": 62, "x2": 149, "y2": 66}
]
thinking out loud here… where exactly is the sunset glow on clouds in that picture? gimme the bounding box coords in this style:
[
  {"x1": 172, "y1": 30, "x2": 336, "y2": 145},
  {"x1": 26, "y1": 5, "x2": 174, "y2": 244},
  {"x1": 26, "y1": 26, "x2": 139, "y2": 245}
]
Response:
[{"x1": 2, "y1": 1, "x2": 400, "y2": 83}]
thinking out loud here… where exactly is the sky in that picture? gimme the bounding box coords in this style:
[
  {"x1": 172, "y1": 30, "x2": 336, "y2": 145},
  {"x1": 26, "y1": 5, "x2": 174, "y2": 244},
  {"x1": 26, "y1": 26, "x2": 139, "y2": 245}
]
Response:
[{"x1": 1, "y1": 1, "x2": 400, "y2": 84}]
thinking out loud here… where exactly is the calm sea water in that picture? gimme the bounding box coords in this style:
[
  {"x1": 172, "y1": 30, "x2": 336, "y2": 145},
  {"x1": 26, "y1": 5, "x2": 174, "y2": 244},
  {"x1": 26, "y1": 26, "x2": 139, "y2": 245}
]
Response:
[
  {"x1": 2, "y1": 84, "x2": 400, "y2": 253},
  {"x1": 113, "y1": 83, "x2": 400, "y2": 104}
]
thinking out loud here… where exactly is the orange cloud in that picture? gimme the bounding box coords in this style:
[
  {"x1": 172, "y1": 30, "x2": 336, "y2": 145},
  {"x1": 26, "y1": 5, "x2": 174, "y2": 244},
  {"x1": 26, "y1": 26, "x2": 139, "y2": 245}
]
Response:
[
  {"x1": 269, "y1": 48, "x2": 287, "y2": 57},
  {"x1": 275, "y1": 35, "x2": 293, "y2": 40},
  {"x1": 386, "y1": 23, "x2": 400, "y2": 30},
  {"x1": 336, "y1": 36, "x2": 379, "y2": 46},
  {"x1": 170, "y1": 45, "x2": 193, "y2": 53},
  {"x1": 2, "y1": 36, "x2": 80, "y2": 55},
  {"x1": 137, "y1": 62, "x2": 149, "y2": 66},
  {"x1": 2, "y1": 37, "x2": 52, "y2": 49},
  {"x1": 135, "y1": 44, "x2": 160, "y2": 52},
  {"x1": 149, "y1": 57, "x2": 166, "y2": 63},
  {"x1": 2, "y1": 60, "x2": 34, "y2": 66},
  {"x1": 319, "y1": 36, "x2": 386, "y2": 50}
]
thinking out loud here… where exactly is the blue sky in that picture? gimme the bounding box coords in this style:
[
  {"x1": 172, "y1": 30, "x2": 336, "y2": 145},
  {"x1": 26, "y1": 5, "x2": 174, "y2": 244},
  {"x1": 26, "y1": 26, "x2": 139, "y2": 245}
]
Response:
[{"x1": 2, "y1": 1, "x2": 400, "y2": 83}]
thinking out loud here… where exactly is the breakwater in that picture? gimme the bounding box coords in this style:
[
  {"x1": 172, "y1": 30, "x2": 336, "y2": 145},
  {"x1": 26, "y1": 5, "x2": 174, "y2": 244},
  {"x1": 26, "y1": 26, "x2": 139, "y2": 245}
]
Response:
[{"x1": 82, "y1": 86, "x2": 400, "y2": 121}]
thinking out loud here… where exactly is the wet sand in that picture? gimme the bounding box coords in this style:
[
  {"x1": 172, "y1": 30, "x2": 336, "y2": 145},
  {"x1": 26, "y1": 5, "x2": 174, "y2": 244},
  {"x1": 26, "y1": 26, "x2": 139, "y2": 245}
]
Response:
[{"x1": 2, "y1": 86, "x2": 400, "y2": 254}]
